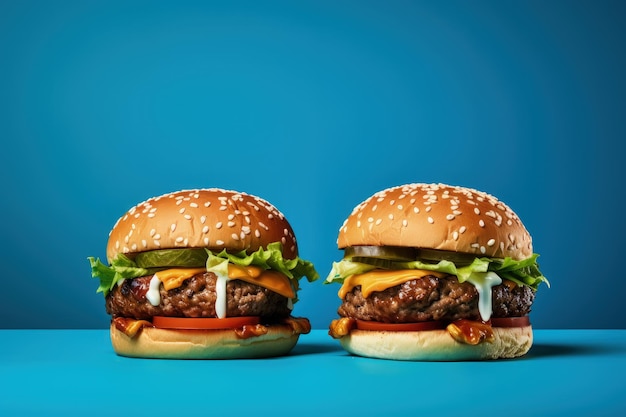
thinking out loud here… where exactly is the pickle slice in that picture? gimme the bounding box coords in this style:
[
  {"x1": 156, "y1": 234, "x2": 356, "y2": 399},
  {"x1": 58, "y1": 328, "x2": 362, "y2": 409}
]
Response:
[
  {"x1": 344, "y1": 246, "x2": 479, "y2": 266},
  {"x1": 134, "y1": 248, "x2": 209, "y2": 268},
  {"x1": 415, "y1": 248, "x2": 478, "y2": 266},
  {"x1": 344, "y1": 246, "x2": 417, "y2": 261}
]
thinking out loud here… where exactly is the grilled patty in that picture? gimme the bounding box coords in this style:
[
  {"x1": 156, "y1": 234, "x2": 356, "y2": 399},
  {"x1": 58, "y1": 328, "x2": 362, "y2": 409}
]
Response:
[
  {"x1": 106, "y1": 272, "x2": 291, "y2": 320},
  {"x1": 338, "y1": 275, "x2": 534, "y2": 323}
]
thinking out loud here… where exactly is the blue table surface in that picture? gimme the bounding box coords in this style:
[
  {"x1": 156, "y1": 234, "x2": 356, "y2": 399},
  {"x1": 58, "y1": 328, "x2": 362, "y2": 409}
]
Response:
[{"x1": 1, "y1": 329, "x2": 625, "y2": 416}]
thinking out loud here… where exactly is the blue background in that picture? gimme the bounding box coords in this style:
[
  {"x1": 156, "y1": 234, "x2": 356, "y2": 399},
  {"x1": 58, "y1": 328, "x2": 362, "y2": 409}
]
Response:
[{"x1": 1, "y1": 0, "x2": 624, "y2": 329}]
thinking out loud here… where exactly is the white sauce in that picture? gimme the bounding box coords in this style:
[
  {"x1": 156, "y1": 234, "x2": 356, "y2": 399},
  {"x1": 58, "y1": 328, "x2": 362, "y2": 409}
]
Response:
[
  {"x1": 215, "y1": 273, "x2": 228, "y2": 318},
  {"x1": 146, "y1": 274, "x2": 162, "y2": 306},
  {"x1": 466, "y1": 271, "x2": 502, "y2": 321}
]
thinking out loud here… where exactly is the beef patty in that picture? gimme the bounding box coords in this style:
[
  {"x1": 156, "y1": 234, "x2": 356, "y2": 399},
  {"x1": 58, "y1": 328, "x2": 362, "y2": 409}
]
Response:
[
  {"x1": 106, "y1": 272, "x2": 291, "y2": 320},
  {"x1": 338, "y1": 275, "x2": 534, "y2": 323}
]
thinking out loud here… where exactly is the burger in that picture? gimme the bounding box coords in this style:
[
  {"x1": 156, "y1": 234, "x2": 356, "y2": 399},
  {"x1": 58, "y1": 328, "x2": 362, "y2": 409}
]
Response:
[
  {"x1": 326, "y1": 183, "x2": 549, "y2": 361},
  {"x1": 88, "y1": 188, "x2": 319, "y2": 359}
]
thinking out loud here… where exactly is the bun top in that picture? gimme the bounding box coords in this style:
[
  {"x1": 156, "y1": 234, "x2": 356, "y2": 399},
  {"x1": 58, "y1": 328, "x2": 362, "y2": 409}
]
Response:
[
  {"x1": 107, "y1": 189, "x2": 298, "y2": 263},
  {"x1": 337, "y1": 183, "x2": 533, "y2": 260}
]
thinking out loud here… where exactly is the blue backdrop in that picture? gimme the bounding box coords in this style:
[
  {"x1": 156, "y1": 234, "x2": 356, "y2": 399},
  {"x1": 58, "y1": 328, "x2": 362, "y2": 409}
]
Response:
[{"x1": 1, "y1": 0, "x2": 624, "y2": 329}]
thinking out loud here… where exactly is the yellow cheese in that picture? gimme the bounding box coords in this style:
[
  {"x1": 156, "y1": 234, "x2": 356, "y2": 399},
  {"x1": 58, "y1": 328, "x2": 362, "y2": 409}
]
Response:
[
  {"x1": 338, "y1": 269, "x2": 447, "y2": 299},
  {"x1": 156, "y1": 268, "x2": 207, "y2": 291},
  {"x1": 154, "y1": 265, "x2": 295, "y2": 298},
  {"x1": 228, "y1": 264, "x2": 295, "y2": 299}
]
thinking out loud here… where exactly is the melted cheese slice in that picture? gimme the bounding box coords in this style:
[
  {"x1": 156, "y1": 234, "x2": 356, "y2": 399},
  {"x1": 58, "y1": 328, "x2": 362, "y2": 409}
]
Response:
[
  {"x1": 338, "y1": 269, "x2": 447, "y2": 299},
  {"x1": 155, "y1": 265, "x2": 295, "y2": 298}
]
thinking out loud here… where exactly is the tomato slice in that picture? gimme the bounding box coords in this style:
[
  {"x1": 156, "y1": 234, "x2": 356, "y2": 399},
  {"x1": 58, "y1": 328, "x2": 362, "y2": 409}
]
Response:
[
  {"x1": 152, "y1": 316, "x2": 260, "y2": 330},
  {"x1": 490, "y1": 316, "x2": 530, "y2": 328},
  {"x1": 355, "y1": 320, "x2": 446, "y2": 332},
  {"x1": 353, "y1": 316, "x2": 530, "y2": 332}
]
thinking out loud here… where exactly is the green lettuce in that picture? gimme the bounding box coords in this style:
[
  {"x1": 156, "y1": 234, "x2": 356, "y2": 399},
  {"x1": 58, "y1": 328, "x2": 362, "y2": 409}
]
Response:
[
  {"x1": 89, "y1": 242, "x2": 319, "y2": 297},
  {"x1": 88, "y1": 254, "x2": 153, "y2": 296},
  {"x1": 325, "y1": 253, "x2": 549, "y2": 291}
]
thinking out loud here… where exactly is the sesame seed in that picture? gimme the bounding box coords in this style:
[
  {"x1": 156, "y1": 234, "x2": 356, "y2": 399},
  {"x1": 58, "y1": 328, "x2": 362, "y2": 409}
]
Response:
[
  {"x1": 204, "y1": 202, "x2": 211, "y2": 207},
  {"x1": 148, "y1": 213, "x2": 155, "y2": 218},
  {"x1": 479, "y1": 220, "x2": 485, "y2": 227},
  {"x1": 200, "y1": 216, "x2": 206, "y2": 224},
  {"x1": 176, "y1": 236, "x2": 184, "y2": 243},
  {"x1": 204, "y1": 237, "x2": 209, "y2": 245},
  {"x1": 413, "y1": 207, "x2": 420, "y2": 214},
  {"x1": 227, "y1": 221, "x2": 235, "y2": 227},
  {"x1": 388, "y1": 214, "x2": 394, "y2": 220},
  {"x1": 283, "y1": 228, "x2": 289, "y2": 236},
  {"x1": 453, "y1": 231, "x2": 459, "y2": 240},
  {"x1": 425, "y1": 206, "x2": 432, "y2": 212},
  {"x1": 171, "y1": 223, "x2": 176, "y2": 232},
  {"x1": 219, "y1": 206, "x2": 227, "y2": 211},
  {"x1": 228, "y1": 214, "x2": 235, "y2": 220},
  {"x1": 231, "y1": 233, "x2": 239, "y2": 241},
  {"x1": 254, "y1": 230, "x2": 261, "y2": 238},
  {"x1": 446, "y1": 214, "x2": 455, "y2": 220},
  {"x1": 375, "y1": 218, "x2": 382, "y2": 225},
  {"x1": 242, "y1": 226, "x2": 251, "y2": 234},
  {"x1": 259, "y1": 222, "x2": 269, "y2": 230},
  {"x1": 190, "y1": 203, "x2": 198, "y2": 208},
  {"x1": 480, "y1": 246, "x2": 486, "y2": 254},
  {"x1": 372, "y1": 205, "x2": 378, "y2": 212},
  {"x1": 154, "y1": 240, "x2": 161, "y2": 247},
  {"x1": 368, "y1": 217, "x2": 374, "y2": 223},
  {"x1": 474, "y1": 208, "x2": 480, "y2": 215},
  {"x1": 427, "y1": 216, "x2": 434, "y2": 224},
  {"x1": 142, "y1": 239, "x2": 147, "y2": 248},
  {"x1": 487, "y1": 239, "x2": 496, "y2": 246},
  {"x1": 459, "y1": 226, "x2": 467, "y2": 234},
  {"x1": 154, "y1": 234, "x2": 161, "y2": 240},
  {"x1": 184, "y1": 214, "x2": 192, "y2": 220},
  {"x1": 131, "y1": 243, "x2": 137, "y2": 251},
  {"x1": 216, "y1": 240, "x2": 224, "y2": 245},
  {"x1": 202, "y1": 226, "x2": 209, "y2": 234},
  {"x1": 397, "y1": 204, "x2": 403, "y2": 210},
  {"x1": 216, "y1": 222, "x2": 223, "y2": 229}
]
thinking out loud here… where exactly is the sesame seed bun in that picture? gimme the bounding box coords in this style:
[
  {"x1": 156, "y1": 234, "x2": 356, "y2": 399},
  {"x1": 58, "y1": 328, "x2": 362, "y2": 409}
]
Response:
[
  {"x1": 338, "y1": 326, "x2": 533, "y2": 361},
  {"x1": 109, "y1": 322, "x2": 301, "y2": 359},
  {"x1": 107, "y1": 188, "x2": 298, "y2": 263},
  {"x1": 338, "y1": 183, "x2": 532, "y2": 260}
]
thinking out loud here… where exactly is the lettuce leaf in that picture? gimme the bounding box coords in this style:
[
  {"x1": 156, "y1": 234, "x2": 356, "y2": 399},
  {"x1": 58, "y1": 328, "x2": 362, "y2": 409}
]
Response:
[
  {"x1": 88, "y1": 242, "x2": 319, "y2": 297},
  {"x1": 325, "y1": 253, "x2": 548, "y2": 291},
  {"x1": 88, "y1": 254, "x2": 152, "y2": 296}
]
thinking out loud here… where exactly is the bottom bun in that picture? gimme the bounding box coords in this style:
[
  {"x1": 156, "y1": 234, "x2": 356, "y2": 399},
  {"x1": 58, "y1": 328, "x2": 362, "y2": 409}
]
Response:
[
  {"x1": 110, "y1": 322, "x2": 301, "y2": 359},
  {"x1": 338, "y1": 326, "x2": 533, "y2": 361}
]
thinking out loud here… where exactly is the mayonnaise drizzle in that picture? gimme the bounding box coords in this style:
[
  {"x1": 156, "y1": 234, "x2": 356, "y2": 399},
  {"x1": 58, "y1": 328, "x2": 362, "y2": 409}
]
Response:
[
  {"x1": 146, "y1": 274, "x2": 162, "y2": 306},
  {"x1": 215, "y1": 273, "x2": 228, "y2": 318},
  {"x1": 467, "y1": 271, "x2": 502, "y2": 321}
]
